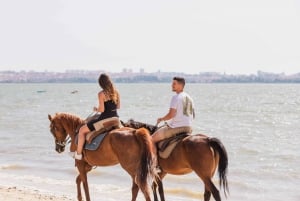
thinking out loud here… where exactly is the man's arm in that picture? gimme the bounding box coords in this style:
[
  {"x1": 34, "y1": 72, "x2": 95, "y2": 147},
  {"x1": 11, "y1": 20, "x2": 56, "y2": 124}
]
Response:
[{"x1": 157, "y1": 108, "x2": 176, "y2": 124}]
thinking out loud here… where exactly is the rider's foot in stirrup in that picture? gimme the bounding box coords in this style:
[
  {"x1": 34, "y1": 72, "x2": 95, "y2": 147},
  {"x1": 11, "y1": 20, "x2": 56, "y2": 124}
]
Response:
[
  {"x1": 69, "y1": 152, "x2": 82, "y2": 160},
  {"x1": 74, "y1": 152, "x2": 82, "y2": 160}
]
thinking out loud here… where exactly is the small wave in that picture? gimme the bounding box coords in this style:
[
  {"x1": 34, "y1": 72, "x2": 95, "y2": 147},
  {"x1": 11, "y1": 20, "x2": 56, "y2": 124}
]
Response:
[
  {"x1": 165, "y1": 187, "x2": 203, "y2": 199},
  {"x1": 0, "y1": 164, "x2": 26, "y2": 170}
]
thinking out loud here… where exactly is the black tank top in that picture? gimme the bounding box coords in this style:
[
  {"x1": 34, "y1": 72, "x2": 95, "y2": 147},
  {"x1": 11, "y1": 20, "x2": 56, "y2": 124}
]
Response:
[
  {"x1": 86, "y1": 100, "x2": 119, "y2": 131},
  {"x1": 98, "y1": 100, "x2": 118, "y2": 120}
]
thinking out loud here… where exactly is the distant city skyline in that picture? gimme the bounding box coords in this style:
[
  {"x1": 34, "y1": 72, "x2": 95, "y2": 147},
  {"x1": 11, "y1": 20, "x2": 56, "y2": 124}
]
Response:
[
  {"x1": 1, "y1": 68, "x2": 300, "y2": 84},
  {"x1": 1, "y1": 68, "x2": 299, "y2": 76},
  {"x1": 1, "y1": 1, "x2": 299, "y2": 75}
]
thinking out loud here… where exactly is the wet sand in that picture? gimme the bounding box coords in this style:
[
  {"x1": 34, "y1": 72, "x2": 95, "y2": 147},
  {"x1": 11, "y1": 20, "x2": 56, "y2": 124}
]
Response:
[{"x1": 0, "y1": 186, "x2": 75, "y2": 201}]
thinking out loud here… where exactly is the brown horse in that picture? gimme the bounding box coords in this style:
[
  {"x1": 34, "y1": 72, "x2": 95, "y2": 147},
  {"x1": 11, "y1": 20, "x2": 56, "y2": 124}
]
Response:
[
  {"x1": 123, "y1": 119, "x2": 229, "y2": 201},
  {"x1": 48, "y1": 113, "x2": 157, "y2": 201}
]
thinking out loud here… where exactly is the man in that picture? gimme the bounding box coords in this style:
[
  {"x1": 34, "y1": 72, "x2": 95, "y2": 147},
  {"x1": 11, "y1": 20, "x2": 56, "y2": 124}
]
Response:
[{"x1": 151, "y1": 76, "x2": 195, "y2": 158}]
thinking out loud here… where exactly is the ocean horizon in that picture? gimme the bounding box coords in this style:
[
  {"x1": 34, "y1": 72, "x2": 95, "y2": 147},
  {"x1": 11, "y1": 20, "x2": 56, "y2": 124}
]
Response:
[{"x1": 0, "y1": 83, "x2": 299, "y2": 201}]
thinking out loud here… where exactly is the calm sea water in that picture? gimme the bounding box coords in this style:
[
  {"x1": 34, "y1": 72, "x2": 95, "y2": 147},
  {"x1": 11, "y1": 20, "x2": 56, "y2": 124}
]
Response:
[{"x1": 0, "y1": 83, "x2": 299, "y2": 201}]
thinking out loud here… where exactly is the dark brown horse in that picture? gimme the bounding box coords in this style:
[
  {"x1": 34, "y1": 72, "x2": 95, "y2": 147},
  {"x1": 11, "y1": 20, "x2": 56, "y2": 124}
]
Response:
[
  {"x1": 48, "y1": 113, "x2": 157, "y2": 201},
  {"x1": 123, "y1": 119, "x2": 229, "y2": 201}
]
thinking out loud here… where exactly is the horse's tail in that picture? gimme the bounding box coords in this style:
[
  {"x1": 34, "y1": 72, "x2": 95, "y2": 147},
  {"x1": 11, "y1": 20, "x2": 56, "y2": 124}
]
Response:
[
  {"x1": 133, "y1": 128, "x2": 157, "y2": 192},
  {"x1": 208, "y1": 137, "x2": 229, "y2": 197}
]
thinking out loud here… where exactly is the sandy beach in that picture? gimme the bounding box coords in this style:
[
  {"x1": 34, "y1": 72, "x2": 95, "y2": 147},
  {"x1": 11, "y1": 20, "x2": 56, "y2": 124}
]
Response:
[{"x1": 0, "y1": 186, "x2": 75, "y2": 201}]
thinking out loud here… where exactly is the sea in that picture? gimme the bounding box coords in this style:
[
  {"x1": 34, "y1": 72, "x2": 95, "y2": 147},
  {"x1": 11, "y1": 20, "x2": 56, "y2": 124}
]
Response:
[{"x1": 0, "y1": 83, "x2": 299, "y2": 201}]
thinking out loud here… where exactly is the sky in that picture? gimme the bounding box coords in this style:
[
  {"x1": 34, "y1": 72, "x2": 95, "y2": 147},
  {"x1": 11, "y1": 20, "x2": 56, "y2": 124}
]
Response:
[{"x1": 0, "y1": 0, "x2": 299, "y2": 75}]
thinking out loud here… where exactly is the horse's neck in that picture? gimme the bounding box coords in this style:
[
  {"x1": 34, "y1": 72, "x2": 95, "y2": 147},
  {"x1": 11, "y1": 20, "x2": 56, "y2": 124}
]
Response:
[
  {"x1": 63, "y1": 116, "x2": 84, "y2": 139},
  {"x1": 145, "y1": 124, "x2": 157, "y2": 134}
]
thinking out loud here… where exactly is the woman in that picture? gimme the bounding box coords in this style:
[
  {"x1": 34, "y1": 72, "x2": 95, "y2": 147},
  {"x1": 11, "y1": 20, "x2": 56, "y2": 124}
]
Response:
[{"x1": 70, "y1": 73, "x2": 120, "y2": 160}]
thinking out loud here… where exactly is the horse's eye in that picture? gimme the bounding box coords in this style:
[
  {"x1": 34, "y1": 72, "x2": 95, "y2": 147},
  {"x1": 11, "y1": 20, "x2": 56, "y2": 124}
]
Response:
[{"x1": 50, "y1": 125, "x2": 58, "y2": 134}]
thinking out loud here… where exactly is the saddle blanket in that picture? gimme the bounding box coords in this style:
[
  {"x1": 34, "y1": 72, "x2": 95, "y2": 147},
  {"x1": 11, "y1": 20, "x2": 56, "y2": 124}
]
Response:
[
  {"x1": 158, "y1": 132, "x2": 189, "y2": 159},
  {"x1": 77, "y1": 132, "x2": 107, "y2": 151},
  {"x1": 84, "y1": 132, "x2": 107, "y2": 151}
]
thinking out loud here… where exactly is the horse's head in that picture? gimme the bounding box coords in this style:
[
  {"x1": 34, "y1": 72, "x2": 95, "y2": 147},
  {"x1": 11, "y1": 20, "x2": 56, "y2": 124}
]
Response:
[{"x1": 48, "y1": 113, "x2": 68, "y2": 153}]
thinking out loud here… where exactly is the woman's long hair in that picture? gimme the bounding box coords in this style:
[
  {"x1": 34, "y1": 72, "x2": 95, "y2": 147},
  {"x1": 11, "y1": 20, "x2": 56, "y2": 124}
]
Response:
[{"x1": 98, "y1": 73, "x2": 118, "y2": 104}]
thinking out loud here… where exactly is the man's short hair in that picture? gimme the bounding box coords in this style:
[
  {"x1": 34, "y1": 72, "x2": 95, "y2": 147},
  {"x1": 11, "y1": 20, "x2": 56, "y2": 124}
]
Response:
[{"x1": 173, "y1": 77, "x2": 185, "y2": 87}]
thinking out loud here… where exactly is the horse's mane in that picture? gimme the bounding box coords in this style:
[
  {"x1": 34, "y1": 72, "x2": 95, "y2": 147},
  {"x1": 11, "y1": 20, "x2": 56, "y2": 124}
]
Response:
[
  {"x1": 54, "y1": 112, "x2": 81, "y2": 120},
  {"x1": 54, "y1": 112, "x2": 85, "y2": 131},
  {"x1": 122, "y1": 119, "x2": 157, "y2": 134}
]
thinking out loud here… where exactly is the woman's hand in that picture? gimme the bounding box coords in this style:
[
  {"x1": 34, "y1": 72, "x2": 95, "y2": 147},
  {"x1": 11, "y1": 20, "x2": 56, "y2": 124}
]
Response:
[{"x1": 93, "y1": 106, "x2": 98, "y2": 112}]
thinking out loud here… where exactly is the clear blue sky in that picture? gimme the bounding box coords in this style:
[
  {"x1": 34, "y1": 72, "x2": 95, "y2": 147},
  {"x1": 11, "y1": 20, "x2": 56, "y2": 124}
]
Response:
[{"x1": 0, "y1": 0, "x2": 299, "y2": 75}]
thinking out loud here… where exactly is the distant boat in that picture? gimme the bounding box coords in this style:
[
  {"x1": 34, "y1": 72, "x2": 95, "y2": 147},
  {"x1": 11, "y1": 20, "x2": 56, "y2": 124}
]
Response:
[
  {"x1": 71, "y1": 90, "x2": 79, "y2": 94},
  {"x1": 36, "y1": 90, "x2": 46, "y2": 93}
]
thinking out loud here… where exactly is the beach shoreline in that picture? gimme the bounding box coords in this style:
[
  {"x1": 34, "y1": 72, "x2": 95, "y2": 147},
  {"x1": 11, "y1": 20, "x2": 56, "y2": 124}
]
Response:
[{"x1": 0, "y1": 185, "x2": 75, "y2": 201}]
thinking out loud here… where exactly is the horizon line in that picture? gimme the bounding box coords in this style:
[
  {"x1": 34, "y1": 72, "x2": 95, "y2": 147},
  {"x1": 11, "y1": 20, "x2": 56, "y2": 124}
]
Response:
[{"x1": 1, "y1": 69, "x2": 299, "y2": 76}]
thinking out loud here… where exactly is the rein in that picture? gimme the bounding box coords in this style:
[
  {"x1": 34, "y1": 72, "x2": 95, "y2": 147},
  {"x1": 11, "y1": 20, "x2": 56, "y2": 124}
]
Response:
[
  {"x1": 66, "y1": 136, "x2": 71, "y2": 144},
  {"x1": 86, "y1": 111, "x2": 98, "y2": 120}
]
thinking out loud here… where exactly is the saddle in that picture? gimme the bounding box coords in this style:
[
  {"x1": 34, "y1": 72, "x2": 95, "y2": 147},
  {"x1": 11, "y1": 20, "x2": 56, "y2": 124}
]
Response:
[
  {"x1": 85, "y1": 117, "x2": 121, "y2": 144},
  {"x1": 74, "y1": 117, "x2": 121, "y2": 151},
  {"x1": 157, "y1": 132, "x2": 190, "y2": 159}
]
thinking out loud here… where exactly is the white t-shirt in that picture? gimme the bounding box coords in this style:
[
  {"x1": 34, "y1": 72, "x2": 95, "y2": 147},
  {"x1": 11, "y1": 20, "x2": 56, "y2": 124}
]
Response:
[{"x1": 168, "y1": 91, "x2": 194, "y2": 128}]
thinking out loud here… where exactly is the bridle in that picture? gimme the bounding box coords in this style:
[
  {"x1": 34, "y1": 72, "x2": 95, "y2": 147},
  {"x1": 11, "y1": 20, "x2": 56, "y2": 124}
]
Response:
[{"x1": 50, "y1": 122, "x2": 70, "y2": 149}]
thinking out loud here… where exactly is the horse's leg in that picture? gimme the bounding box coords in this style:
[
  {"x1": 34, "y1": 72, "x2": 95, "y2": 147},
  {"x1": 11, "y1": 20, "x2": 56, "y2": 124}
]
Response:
[
  {"x1": 139, "y1": 186, "x2": 151, "y2": 201},
  {"x1": 157, "y1": 178, "x2": 165, "y2": 201},
  {"x1": 76, "y1": 160, "x2": 91, "y2": 201},
  {"x1": 156, "y1": 173, "x2": 167, "y2": 201},
  {"x1": 203, "y1": 179, "x2": 221, "y2": 201},
  {"x1": 131, "y1": 178, "x2": 152, "y2": 201},
  {"x1": 82, "y1": 174, "x2": 90, "y2": 201},
  {"x1": 131, "y1": 179, "x2": 139, "y2": 201},
  {"x1": 152, "y1": 182, "x2": 158, "y2": 201},
  {"x1": 76, "y1": 175, "x2": 83, "y2": 201},
  {"x1": 136, "y1": 176, "x2": 151, "y2": 201},
  {"x1": 204, "y1": 189, "x2": 211, "y2": 201},
  {"x1": 151, "y1": 173, "x2": 166, "y2": 201},
  {"x1": 194, "y1": 168, "x2": 220, "y2": 201}
]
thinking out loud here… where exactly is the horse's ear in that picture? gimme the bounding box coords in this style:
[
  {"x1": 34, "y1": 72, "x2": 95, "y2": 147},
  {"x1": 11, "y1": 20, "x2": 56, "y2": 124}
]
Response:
[{"x1": 48, "y1": 114, "x2": 52, "y2": 121}]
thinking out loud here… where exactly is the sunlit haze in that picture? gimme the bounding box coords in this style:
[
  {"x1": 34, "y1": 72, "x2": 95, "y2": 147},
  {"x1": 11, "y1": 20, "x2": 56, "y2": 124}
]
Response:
[{"x1": 0, "y1": 0, "x2": 299, "y2": 75}]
